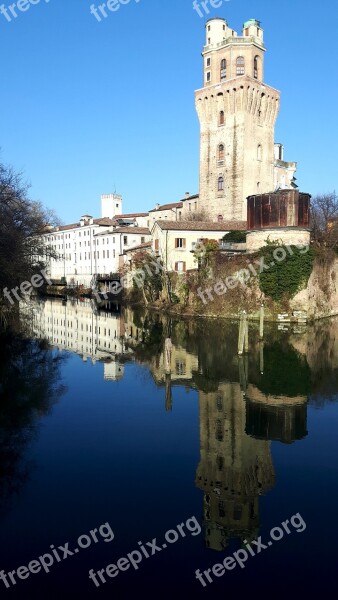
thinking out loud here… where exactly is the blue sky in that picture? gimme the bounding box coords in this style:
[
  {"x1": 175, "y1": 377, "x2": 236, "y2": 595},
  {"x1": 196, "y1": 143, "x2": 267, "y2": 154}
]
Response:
[{"x1": 0, "y1": 0, "x2": 337, "y2": 223}]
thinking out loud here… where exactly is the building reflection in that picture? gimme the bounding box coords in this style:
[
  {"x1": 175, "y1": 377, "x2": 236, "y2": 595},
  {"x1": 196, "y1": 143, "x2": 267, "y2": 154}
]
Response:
[
  {"x1": 26, "y1": 300, "x2": 338, "y2": 549},
  {"x1": 27, "y1": 298, "x2": 129, "y2": 381},
  {"x1": 196, "y1": 383, "x2": 275, "y2": 550}
]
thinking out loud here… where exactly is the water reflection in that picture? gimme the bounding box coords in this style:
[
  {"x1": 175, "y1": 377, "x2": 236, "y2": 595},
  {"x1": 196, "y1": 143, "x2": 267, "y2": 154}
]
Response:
[
  {"x1": 0, "y1": 326, "x2": 67, "y2": 513},
  {"x1": 23, "y1": 298, "x2": 338, "y2": 551}
]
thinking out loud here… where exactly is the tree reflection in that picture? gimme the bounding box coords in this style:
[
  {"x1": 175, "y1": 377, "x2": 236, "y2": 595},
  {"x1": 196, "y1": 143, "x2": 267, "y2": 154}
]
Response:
[{"x1": 0, "y1": 328, "x2": 67, "y2": 513}]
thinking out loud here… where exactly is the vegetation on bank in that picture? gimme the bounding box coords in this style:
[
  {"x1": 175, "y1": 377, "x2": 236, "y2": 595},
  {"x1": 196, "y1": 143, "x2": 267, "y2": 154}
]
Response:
[
  {"x1": 258, "y1": 242, "x2": 317, "y2": 302},
  {"x1": 0, "y1": 160, "x2": 59, "y2": 326}
]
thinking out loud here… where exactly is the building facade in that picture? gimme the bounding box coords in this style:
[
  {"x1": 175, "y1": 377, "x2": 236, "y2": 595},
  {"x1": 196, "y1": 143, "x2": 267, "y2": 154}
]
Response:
[{"x1": 195, "y1": 18, "x2": 297, "y2": 222}]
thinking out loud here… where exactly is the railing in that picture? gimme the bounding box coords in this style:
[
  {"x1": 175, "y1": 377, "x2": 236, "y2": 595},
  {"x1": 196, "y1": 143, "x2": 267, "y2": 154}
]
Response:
[{"x1": 96, "y1": 273, "x2": 121, "y2": 282}]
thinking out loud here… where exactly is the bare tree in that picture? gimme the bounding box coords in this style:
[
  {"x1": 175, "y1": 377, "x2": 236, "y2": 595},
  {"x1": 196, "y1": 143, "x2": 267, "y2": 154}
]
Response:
[
  {"x1": 0, "y1": 160, "x2": 60, "y2": 317},
  {"x1": 180, "y1": 208, "x2": 210, "y2": 222},
  {"x1": 311, "y1": 192, "x2": 338, "y2": 248}
]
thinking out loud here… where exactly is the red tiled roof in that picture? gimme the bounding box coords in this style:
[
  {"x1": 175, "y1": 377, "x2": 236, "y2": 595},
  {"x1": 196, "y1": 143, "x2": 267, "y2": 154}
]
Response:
[
  {"x1": 123, "y1": 241, "x2": 152, "y2": 254},
  {"x1": 113, "y1": 227, "x2": 151, "y2": 234},
  {"x1": 153, "y1": 221, "x2": 247, "y2": 231},
  {"x1": 149, "y1": 202, "x2": 183, "y2": 213},
  {"x1": 116, "y1": 213, "x2": 149, "y2": 218}
]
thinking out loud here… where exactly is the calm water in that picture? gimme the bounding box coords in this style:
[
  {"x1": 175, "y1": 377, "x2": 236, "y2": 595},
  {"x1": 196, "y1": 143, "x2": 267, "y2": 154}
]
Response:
[{"x1": 0, "y1": 298, "x2": 338, "y2": 599}]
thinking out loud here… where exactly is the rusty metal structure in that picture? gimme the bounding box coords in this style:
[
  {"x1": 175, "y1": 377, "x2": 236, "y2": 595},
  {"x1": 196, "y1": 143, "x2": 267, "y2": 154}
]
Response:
[{"x1": 247, "y1": 190, "x2": 311, "y2": 230}]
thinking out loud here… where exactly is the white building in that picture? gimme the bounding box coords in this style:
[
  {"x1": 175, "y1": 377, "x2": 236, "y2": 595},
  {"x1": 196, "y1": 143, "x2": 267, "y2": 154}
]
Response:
[{"x1": 43, "y1": 194, "x2": 151, "y2": 287}]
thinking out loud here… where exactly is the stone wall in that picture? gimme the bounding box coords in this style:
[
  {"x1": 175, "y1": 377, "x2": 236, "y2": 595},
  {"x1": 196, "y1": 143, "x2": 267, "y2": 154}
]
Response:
[
  {"x1": 291, "y1": 256, "x2": 338, "y2": 319},
  {"x1": 246, "y1": 228, "x2": 311, "y2": 251}
]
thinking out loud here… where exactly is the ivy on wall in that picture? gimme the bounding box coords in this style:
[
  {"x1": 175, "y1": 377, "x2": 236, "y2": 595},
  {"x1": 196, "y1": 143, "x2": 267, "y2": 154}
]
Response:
[{"x1": 258, "y1": 243, "x2": 316, "y2": 301}]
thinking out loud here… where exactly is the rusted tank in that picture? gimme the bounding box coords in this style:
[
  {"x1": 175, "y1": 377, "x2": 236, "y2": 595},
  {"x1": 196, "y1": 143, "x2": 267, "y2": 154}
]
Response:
[{"x1": 247, "y1": 190, "x2": 311, "y2": 230}]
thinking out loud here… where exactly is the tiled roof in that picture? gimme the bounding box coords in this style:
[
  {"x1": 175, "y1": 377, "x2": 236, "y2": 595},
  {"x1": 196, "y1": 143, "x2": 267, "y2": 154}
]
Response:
[
  {"x1": 149, "y1": 202, "x2": 183, "y2": 213},
  {"x1": 113, "y1": 227, "x2": 151, "y2": 234},
  {"x1": 154, "y1": 221, "x2": 247, "y2": 231},
  {"x1": 123, "y1": 241, "x2": 152, "y2": 254},
  {"x1": 116, "y1": 213, "x2": 149, "y2": 218}
]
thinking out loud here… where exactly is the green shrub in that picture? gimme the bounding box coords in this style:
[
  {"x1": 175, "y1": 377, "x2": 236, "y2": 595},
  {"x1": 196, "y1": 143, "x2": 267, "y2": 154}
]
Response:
[
  {"x1": 258, "y1": 244, "x2": 316, "y2": 301},
  {"x1": 223, "y1": 230, "x2": 246, "y2": 243}
]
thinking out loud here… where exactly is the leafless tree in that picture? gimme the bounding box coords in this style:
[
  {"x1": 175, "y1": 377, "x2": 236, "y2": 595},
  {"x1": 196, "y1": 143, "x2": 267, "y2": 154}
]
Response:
[
  {"x1": 0, "y1": 160, "x2": 60, "y2": 316},
  {"x1": 180, "y1": 209, "x2": 210, "y2": 222},
  {"x1": 311, "y1": 192, "x2": 338, "y2": 248}
]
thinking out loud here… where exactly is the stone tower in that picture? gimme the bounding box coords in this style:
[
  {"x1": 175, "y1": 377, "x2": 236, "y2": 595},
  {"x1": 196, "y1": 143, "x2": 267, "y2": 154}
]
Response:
[{"x1": 195, "y1": 18, "x2": 294, "y2": 222}]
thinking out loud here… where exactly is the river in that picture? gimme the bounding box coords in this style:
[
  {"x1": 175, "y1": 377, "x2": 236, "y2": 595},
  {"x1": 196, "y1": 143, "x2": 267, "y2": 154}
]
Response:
[{"x1": 0, "y1": 297, "x2": 337, "y2": 599}]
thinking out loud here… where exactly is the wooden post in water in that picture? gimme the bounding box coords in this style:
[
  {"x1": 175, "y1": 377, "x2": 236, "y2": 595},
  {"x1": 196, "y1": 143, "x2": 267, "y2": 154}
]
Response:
[
  {"x1": 260, "y1": 343, "x2": 264, "y2": 374},
  {"x1": 238, "y1": 311, "x2": 249, "y2": 355},
  {"x1": 259, "y1": 304, "x2": 264, "y2": 340},
  {"x1": 244, "y1": 311, "x2": 249, "y2": 353},
  {"x1": 238, "y1": 311, "x2": 244, "y2": 355}
]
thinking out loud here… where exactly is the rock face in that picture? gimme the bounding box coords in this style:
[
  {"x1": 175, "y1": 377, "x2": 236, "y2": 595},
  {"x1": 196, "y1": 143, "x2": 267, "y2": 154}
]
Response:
[{"x1": 291, "y1": 256, "x2": 338, "y2": 319}]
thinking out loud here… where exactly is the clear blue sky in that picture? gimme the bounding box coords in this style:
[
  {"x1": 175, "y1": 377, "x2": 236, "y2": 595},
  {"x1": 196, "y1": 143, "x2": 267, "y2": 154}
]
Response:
[{"x1": 0, "y1": 0, "x2": 337, "y2": 223}]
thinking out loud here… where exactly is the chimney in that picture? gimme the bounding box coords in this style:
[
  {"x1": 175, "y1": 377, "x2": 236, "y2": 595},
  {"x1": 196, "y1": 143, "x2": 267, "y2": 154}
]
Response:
[
  {"x1": 155, "y1": 203, "x2": 160, "y2": 210},
  {"x1": 185, "y1": 192, "x2": 190, "y2": 199}
]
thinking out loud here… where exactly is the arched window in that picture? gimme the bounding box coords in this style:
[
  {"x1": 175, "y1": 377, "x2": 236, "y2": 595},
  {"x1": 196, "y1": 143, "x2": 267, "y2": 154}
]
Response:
[
  {"x1": 236, "y1": 56, "x2": 245, "y2": 76},
  {"x1": 218, "y1": 176, "x2": 224, "y2": 191},
  {"x1": 218, "y1": 144, "x2": 224, "y2": 161},
  {"x1": 219, "y1": 110, "x2": 225, "y2": 125},
  {"x1": 257, "y1": 144, "x2": 262, "y2": 160},
  {"x1": 220, "y1": 58, "x2": 226, "y2": 81},
  {"x1": 254, "y1": 55, "x2": 259, "y2": 79}
]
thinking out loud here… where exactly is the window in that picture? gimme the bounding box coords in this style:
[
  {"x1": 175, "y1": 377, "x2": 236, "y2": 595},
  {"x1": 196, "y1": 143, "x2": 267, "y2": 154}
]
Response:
[
  {"x1": 219, "y1": 110, "x2": 225, "y2": 125},
  {"x1": 208, "y1": 37, "x2": 211, "y2": 44},
  {"x1": 218, "y1": 144, "x2": 225, "y2": 161},
  {"x1": 155, "y1": 239, "x2": 159, "y2": 251},
  {"x1": 107, "y1": 250, "x2": 109, "y2": 258},
  {"x1": 220, "y1": 58, "x2": 226, "y2": 81},
  {"x1": 175, "y1": 238, "x2": 186, "y2": 249},
  {"x1": 206, "y1": 71, "x2": 211, "y2": 82},
  {"x1": 254, "y1": 55, "x2": 259, "y2": 79},
  {"x1": 123, "y1": 236, "x2": 128, "y2": 245},
  {"x1": 206, "y1": 57, "x2": 211, "y2": 67},
  {"x1": 141, "y1": 237, "x2": 145, "y2": 243},
  {"x1": 218, "y1": 176, "x2": 224, "y2": 191},
  {"x1": 218, "y1": 214, "x2": 223, "y2": 222},
  {"x1": 103, "y1": 250, "x2": 105, "y2": 258},
  {"x1": 236, "y1": 56, "x2": 245, "y2": 76},
  {"x1": 175, "y1": 261, "x2": 186, "y2": 273}
]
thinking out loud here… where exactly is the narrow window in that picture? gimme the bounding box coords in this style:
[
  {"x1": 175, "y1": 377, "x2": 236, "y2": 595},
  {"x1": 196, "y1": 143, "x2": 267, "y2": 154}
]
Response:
[
  {"x1": 218, "y1": 144, "x2": 225, "y2": 161},
  {"x1": 236, "y1": 56, "x2": 245, "y2": 76},
  {"x1": 219, "y1": 110, "x2": 225, "y2": 125},
  {"x1": 220, "y1": 58, "x2": 226, "y2": 81},
  {"x1": 206, "y1": 57, "x2": 211, "y2": 67},
  {"x1": 206, "y1": 71, "x2": 211, "y2": 82},
  {"x1": 218, "y1": 176, "x2": 224, "y2": 191},
  {"x1": 254, "y1": 55, "x2": 259, "y2": 79}
]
